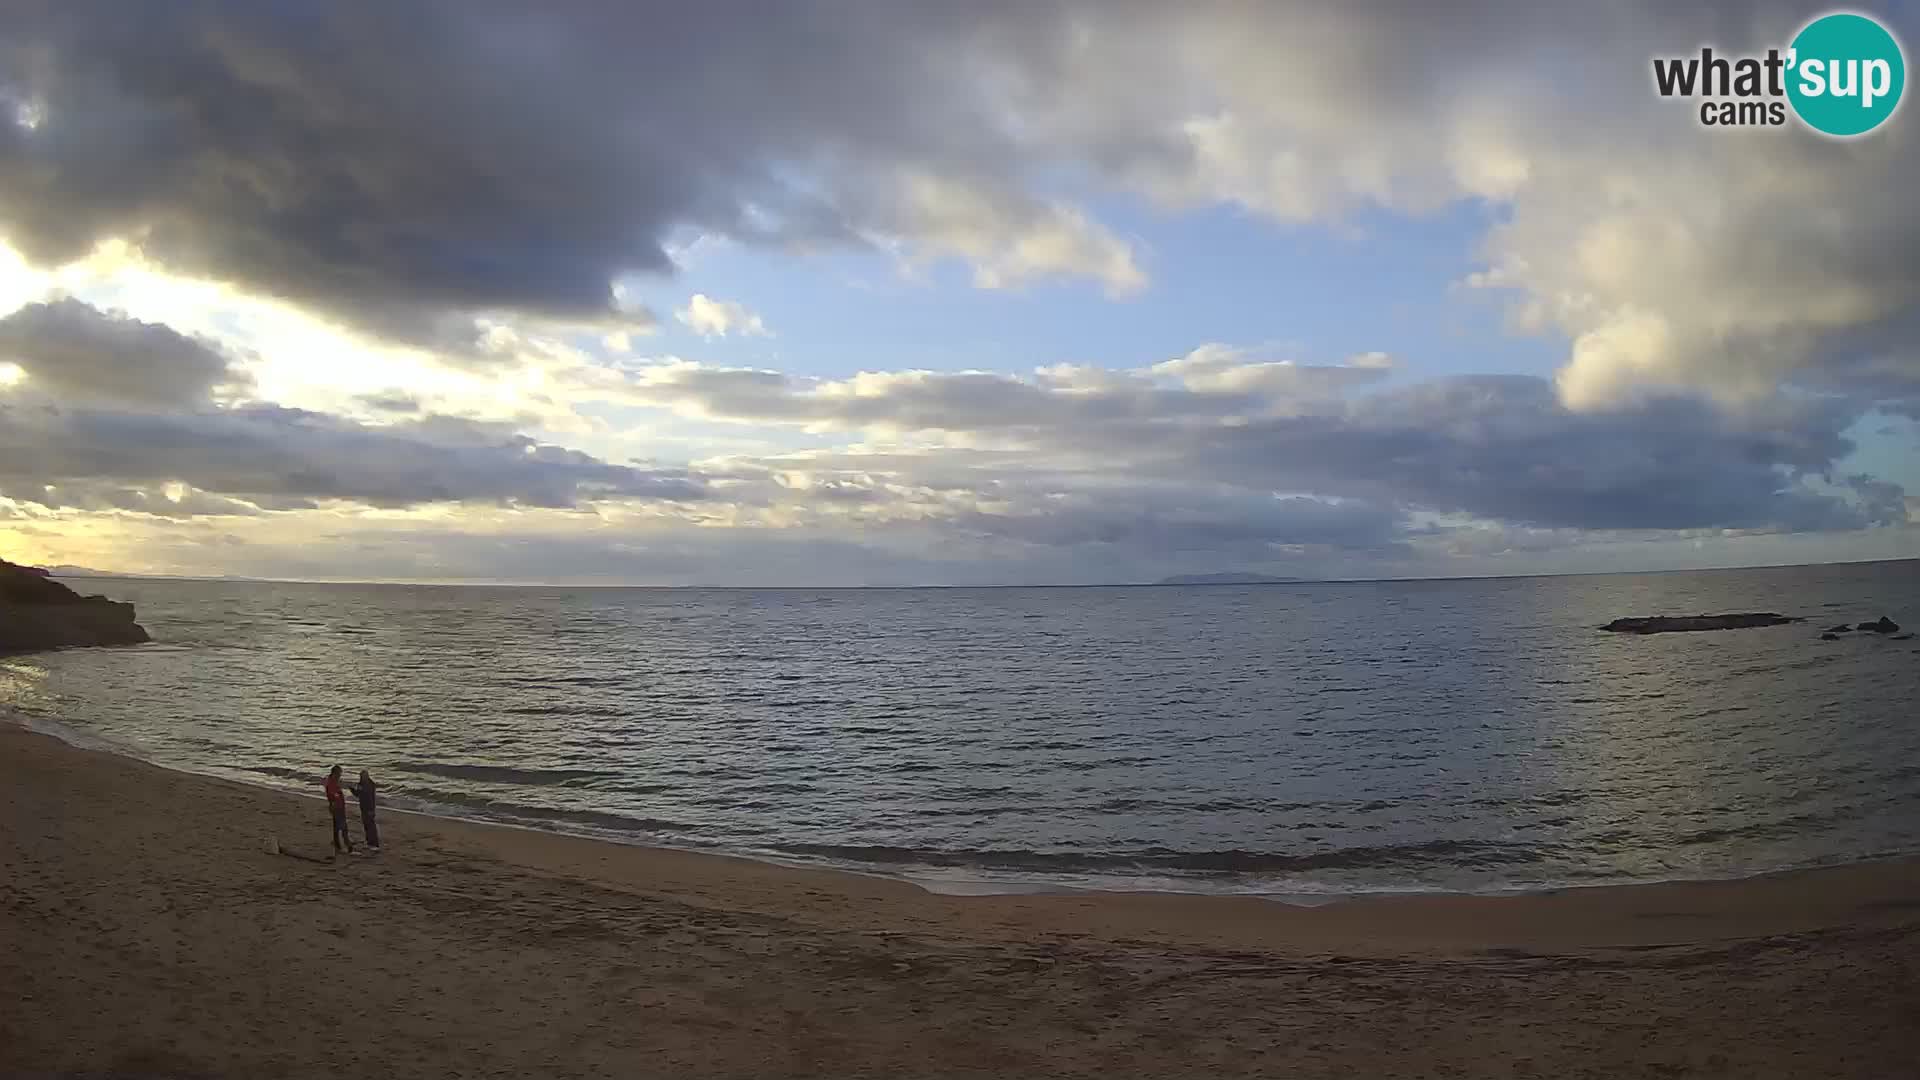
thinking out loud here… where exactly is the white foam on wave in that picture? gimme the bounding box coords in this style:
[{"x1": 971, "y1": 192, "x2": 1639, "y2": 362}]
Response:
[
  {"x1": 877, "y1": 857, "x2": 1912, "y2": 904},
  {"x1": 864, "y1": 859, "x2": 1503, "y2": 902},
  {"x1": 892, "y1": 870, "x2": 1476, "y2": 903},
  {"x1": 3, "y1": 707, "x2": 147, "y2": 758}
]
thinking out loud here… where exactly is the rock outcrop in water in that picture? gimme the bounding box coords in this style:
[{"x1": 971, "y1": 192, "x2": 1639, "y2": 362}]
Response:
[
  {"x1": 1859, "y1": 616, "x2": 1901, "y2": 635},
  {"x1": 1599, "y1": 613, "x2": 1802, "y2": 635},
  {"x1": 0, "y1": 558, "x2": 151, "y2": 654}
]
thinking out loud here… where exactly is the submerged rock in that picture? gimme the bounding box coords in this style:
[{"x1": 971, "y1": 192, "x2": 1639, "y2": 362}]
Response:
[
  {"x1": 0, "y1": 558, "x2": 151, "y2": 654},
  {"x1": 1892, "y1": 633, "x2": 1915, "y2": 641},
  {"x1": 1825, "y1": 624, "x2": 1853, "y2": 633},
  {"x1": 1599, "y1": 613, "x2": 1802, "y2": 635},
  {"x1": 1860, "y1": 616, "x2": 1901, "y2": 635},
  {"x1": 1821, "y1": 633, "x2": 1841, "y2": 641}
]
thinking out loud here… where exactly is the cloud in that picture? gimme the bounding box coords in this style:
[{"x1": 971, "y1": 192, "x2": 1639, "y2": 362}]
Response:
[
  {"x1": 0, "y1": 298, "x2": 709, "y2": 513},
  {"x1": 874, "y1": 170, "x2": 1146, "y2": 295},
  {"x1": 0, "y1": 1, "x2": 1135, "y2": 349},
  {"x1": 2, "y1": 1, "x2": 1912, "y2": 408},
  {"x1": 624, "y1": 357, "x2": 1901, "y2": 537},
  {"x1": 0, "y1": 401, "x2": 707, "y2": 511},
  {"x1": 0, "y1": 294, "x2": 1900, "y2": 575},
  {"x1": 1150, "y1": 345, "x2": 1394, "y2": 397},
  {"x1": 353, "y1": 389, "x2": 423, "y2": 415},
  {"x1": 0, "y1": 297, "x2": 251, "y2": 406},
  {"x1": 946, "y1": 491, "x2": 1404, "y2": 555},
  {"x1": 1, "y1": 3, "x2": 1914, "y2": 582},
  {"x1": 617, "y1": 346, "x2": 1395, "y2": 435},
  {"x1": 1166, "y1": 378, "x2": 1897, "y2": 534},
  {"x1": 7, "y1": 479, "x2": 273, "y2": 519},
  {"x1": 676, "y1": 294, "x2": 770, "y2": 339},
  {"x1": 1482, "y1": 128, "x2": 1920, "y2": 411},
  {"x1": 0, "y1": 299, "x2": 704, "y2": 516}
]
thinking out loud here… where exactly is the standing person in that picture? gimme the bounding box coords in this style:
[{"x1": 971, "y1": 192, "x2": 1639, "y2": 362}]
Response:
[
  {"x1": 324, "y1": 765, "x2": 355, "y2": 855},
  {"x1": 347, "y1": 769, "x2": 381, "y2": 851}
]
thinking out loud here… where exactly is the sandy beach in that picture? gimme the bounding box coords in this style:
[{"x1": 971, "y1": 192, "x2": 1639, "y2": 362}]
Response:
[{"x1": 4, "y1": 724, "x2": 1918, "y2": 1079}]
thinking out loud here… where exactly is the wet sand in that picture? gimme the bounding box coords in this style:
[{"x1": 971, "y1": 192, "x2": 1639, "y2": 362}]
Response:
[{"x1": 4, "y1": 724, "x2": 1918, "y2": 1078}]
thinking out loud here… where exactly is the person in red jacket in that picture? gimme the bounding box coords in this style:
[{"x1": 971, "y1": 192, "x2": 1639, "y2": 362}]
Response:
[{"x1": 324, "y1": 765, "x2": 355, "y2": 855}]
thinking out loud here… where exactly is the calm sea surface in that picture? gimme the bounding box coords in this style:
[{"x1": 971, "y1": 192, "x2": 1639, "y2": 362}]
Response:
[{"x1": 6, "y1": 561, "x2": 1918, "y2": 897}]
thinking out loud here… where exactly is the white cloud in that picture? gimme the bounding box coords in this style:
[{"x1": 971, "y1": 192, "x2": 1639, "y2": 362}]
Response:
[
  {"x1": 1148, "y1": 345, "x2": 1393, "y2": 397},
  {"x1": 879, "y1": 171, "x2": 1146, "y2": 296},
  {"x1": 675, "y1": 294, "x2": 771, "y2": 339}
]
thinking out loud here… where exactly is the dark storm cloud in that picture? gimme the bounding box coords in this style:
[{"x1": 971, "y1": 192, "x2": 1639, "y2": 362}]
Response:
[
  {"x1": 0, "y1": 297, "x2": 250, "y2": 406},
  {"x1": 0, "y1": 401, "x2": 707, "y2": 510},
  {"x1": 0, "y1": 0, "x2": 1069, "y2": 348}
]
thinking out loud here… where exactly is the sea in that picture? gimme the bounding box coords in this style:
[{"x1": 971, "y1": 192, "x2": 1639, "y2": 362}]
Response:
[{"x1": 6, "y1": 560, "x2": 1918, "y2": 900}]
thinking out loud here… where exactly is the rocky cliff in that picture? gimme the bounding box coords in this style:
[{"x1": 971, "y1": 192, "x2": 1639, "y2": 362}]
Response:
[{"x1": 0, "y1": 558, "x2": 152, "y2": 653}]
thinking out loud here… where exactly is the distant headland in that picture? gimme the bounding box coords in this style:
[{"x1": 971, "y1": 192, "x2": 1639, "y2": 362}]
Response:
[
  {"x1": 42, "y1": 565, "x2": 254, "y2": 583},
  {"x1": 1156, "y1": 572, "x2": 1308, "y2": 586}
]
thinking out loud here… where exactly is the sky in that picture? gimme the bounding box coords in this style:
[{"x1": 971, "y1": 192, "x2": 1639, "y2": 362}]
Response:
[{"x1": 0, "y1": 0, "x2": 1916, "y2": 586}]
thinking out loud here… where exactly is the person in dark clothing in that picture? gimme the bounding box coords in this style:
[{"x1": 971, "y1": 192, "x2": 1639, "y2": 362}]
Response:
[
  {"x1": 347, "y1": 769, "x2": 381, "y2": 851},
  {"x1": 324, "y1": 765, "x2": 355, "y2": 854}
]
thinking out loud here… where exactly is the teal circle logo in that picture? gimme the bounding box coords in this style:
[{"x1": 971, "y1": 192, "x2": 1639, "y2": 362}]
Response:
[{"x1": 1787, "y1": 12, "x2": 1905, "y2": 137}]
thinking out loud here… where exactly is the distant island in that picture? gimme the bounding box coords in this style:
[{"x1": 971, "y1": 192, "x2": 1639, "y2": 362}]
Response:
[{"x1": 1156, "y1": 572, "x2": 1307, "y2": 586}]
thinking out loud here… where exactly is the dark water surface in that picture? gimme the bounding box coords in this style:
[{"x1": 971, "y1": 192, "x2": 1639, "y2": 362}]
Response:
[{"x1": 6, "y1": 561, "x2": 1917, "y2": 897}]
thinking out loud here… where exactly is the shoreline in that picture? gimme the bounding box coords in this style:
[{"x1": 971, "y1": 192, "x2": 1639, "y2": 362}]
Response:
[
  {"x1": 7, "y1": 722, "x2": 1920, "y2": 1077},
  {"x1": 13, "y1": 709, "x2": 1918, "y2": 907}
]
